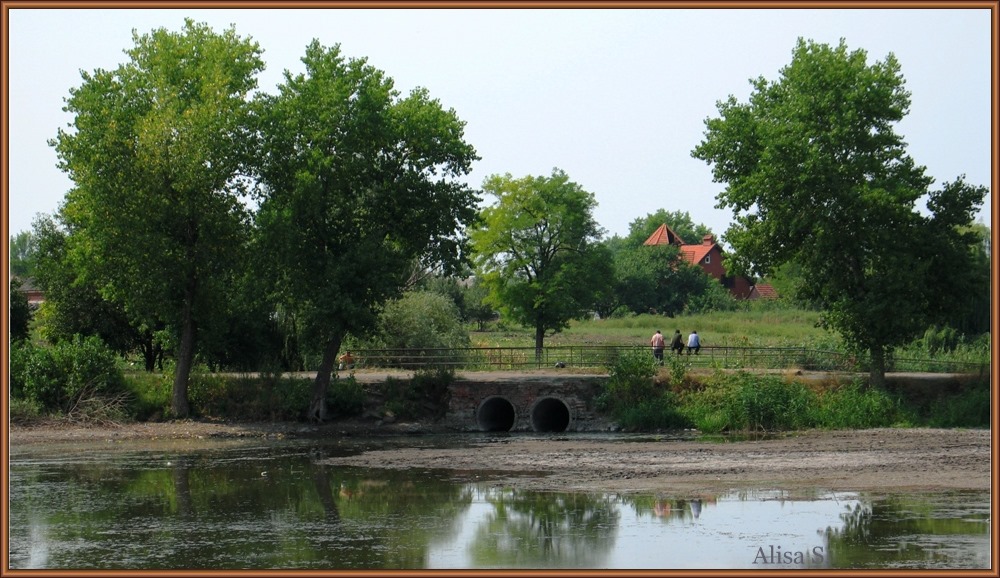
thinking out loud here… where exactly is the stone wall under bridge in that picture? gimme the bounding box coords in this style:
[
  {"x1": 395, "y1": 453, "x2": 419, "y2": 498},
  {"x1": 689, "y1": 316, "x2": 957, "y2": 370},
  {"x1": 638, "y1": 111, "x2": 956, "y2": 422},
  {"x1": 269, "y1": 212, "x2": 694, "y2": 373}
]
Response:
[{"x1": 442, "y1": 372, "x2": 610, "y2": 432}]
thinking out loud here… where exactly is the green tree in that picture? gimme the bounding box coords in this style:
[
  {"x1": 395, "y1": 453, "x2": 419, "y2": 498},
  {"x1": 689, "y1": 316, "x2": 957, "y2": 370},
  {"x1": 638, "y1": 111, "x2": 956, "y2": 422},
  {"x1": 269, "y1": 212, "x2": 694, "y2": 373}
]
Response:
[
  {"x1": 51, "y1": 20, "x2": 264, "y2": 416},
  {"x1": 9, "y1": 230, "x2": 38, "y2": 278},
  {"x1": 377, "y1": 291, "x2": 470, "y2": 350},
  {"x1": 254, "y1": 41, "x2": 479, "y2": 421},
  {"x1": 608, "y1": 243, "x2": 714, "y2": 316},
  {"x1": 30, "y1": 215, "x2": 161, "y2": 367},
  {"x1": 692, "y1": 38, "x2": 987, "y2": 386},
  {"x1": 9, "y1": 278, "x2": 31, "y2": 342},
  {"x1": 624, "y1": 209, "x2": 713, "y2": 247},
  {"x1": 470, "y1": 169, "x2": 613, "y2": 357}
]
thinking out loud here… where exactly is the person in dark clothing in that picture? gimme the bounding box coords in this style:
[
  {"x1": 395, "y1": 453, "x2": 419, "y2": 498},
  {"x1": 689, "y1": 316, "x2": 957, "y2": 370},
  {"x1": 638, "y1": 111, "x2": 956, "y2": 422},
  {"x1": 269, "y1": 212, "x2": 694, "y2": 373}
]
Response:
[{"x1": 670, "y1": 330, "x2": 684, "y2": 355}]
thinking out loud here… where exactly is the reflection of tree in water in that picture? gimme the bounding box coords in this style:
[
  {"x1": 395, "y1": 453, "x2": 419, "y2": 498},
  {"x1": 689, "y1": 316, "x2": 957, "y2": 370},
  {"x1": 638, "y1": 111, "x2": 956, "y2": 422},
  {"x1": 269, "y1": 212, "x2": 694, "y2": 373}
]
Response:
[
  {"x1": 311, "y1": 465, "x2": 474, "y2": 568},
  {"x1": 468, "y1": 488, "x2": 620, "y2": 568},
  {"x1": 9, "y1": 445, "x2": 475, "y2": 569},
  {"x1": 823, "y1": 493, "x2": 990, "y2": 569},
  {"x1": 622, "y1": 494, "x2": 719, "y2": 524}
]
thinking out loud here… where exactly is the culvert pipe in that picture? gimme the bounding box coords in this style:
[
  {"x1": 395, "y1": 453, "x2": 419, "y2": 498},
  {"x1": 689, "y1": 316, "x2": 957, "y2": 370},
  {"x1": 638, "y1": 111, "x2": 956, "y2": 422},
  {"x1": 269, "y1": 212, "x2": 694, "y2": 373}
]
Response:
[
  {"x1": 530, "y1": 397, "x2": 571, "y2": 432},
  {"x1": 476, "y1": 396, "x2": 516, "y2": 432}
]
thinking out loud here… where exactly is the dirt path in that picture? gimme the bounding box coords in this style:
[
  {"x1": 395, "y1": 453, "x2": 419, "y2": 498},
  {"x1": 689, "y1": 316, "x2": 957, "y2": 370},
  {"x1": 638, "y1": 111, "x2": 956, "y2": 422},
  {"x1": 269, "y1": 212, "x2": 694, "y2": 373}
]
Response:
[{"x1": 7, "y1": 421, "x2": 991, "y2": 496}]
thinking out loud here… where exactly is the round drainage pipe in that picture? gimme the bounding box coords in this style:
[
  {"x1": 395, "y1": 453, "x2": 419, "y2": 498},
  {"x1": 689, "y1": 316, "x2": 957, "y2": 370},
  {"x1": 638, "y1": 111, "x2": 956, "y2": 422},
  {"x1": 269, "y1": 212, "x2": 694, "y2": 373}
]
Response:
[
  {"x1": 530, "y1": 397, "x2": 571, "y2": 432},
  {"x1": 476, "y1": 396, "x2": 516, "y2": 432}
]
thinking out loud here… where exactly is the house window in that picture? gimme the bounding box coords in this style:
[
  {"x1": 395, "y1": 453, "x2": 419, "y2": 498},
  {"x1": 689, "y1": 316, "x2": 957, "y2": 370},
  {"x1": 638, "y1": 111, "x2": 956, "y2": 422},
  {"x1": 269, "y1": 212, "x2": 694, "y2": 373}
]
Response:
[{"x1": 704, "y1": 255, "x2": 711, "y2": 264}]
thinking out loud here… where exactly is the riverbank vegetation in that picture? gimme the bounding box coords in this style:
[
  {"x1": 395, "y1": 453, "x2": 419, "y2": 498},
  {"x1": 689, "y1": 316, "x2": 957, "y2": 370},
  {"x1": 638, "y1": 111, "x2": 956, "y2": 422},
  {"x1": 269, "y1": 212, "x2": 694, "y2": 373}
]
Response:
[
  {"x1": 10, "y1": 330, "x2": 988, "y2": 433},
  {"x1": 597, "y1": 349, "x2": 989, "y2": 433}
]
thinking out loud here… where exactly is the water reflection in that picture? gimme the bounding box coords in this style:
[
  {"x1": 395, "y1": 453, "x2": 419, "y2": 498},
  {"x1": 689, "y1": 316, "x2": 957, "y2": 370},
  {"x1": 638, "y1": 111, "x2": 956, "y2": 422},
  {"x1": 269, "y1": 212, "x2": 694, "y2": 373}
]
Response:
[{"x1": 7, "y1": 439, "x2": 990, "y2": 570}]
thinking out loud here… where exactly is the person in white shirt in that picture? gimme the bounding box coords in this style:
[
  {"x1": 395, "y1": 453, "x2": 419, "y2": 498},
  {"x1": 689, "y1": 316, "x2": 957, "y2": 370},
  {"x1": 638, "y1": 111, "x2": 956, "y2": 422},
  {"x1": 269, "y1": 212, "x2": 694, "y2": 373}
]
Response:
[{"x1": 686, "y1": 331, "x2": 701, "y2": 355}]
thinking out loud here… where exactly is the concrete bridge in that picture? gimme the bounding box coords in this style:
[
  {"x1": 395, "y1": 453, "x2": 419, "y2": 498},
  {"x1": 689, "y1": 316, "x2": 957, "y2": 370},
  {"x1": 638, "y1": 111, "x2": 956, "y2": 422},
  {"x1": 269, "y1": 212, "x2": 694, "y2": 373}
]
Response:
[
  {"x1": 441, "y1": 371, "x2": 609, "y2": 433},
  {"x1": 345, "y1": 369, "x2": 610, "y2": 433}
]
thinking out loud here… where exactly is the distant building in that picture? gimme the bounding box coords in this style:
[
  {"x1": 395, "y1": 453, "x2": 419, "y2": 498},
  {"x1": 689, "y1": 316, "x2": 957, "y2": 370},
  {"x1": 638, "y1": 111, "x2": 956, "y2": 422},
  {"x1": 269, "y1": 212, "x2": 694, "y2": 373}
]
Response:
[
  {"x1": 12, "y1": 276, "x2": 44, "y2": 307},
  {"x1": 642, "y1": 223, "x2": 777, "y2": 300}
]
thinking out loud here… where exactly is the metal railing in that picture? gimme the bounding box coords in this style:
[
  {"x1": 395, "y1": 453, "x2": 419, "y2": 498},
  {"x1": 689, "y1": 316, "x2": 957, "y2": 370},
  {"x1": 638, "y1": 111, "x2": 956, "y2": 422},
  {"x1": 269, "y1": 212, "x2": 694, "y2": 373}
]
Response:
[{"x1": 342, "y1": 345, "x2": 988, "y2": 375}]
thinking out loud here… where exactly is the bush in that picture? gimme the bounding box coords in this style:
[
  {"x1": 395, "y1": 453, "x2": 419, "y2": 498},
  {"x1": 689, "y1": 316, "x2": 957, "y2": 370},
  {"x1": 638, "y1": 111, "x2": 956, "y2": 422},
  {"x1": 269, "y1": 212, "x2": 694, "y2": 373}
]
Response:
[
  {"x1": 352, "y1": 291, "x2": 472, "y2": 368},
  {"x1": 603, "y1": 347, "x2": 658, "y2": 407},
  {"x1": 122, "y1": 371, "x2": 173, "y2": 420},
  {"x1": 679, "y1": 371, "x2": 816, "y2": 433},
  {"x1": 326, "y1": 376, "x2": 366, "y2": 418},
  {"x1": 925, "y1": 379, "x2": 990, "y2": 428},
  {"x1": 9, "y1": 397, "x2": 43, "y2": 422},
  {"x1": 614, "y1": 397, "x2": 691, "y2": 431},
  {"x1": 596, "y1": 347, "x2": 689, "y2": 430},
  {"x1": 724, "y1": 374, "x2": 815, "y2": 432},
  {"x1": 13, "y1": 336, "x2": 127, "y2": 416},
  {"x1": 812, "y1": 380, "x2": 911, "y2": 429},
  {"x1": 380, "y1": 368, "x2": 453, "y2": 420}
]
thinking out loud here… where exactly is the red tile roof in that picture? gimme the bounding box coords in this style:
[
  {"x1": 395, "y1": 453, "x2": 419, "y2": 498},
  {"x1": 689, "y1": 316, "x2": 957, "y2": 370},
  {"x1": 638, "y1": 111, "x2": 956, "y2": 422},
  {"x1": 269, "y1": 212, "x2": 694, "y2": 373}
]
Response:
[
  {"x1": 679, "y1": 235, "x2": 717, "y2": 265},
  {"x1": 752, "y1": 284, "x2": 779, "y2": 299},
  {"x1": 680, "y1": 244, "x2": 714, "y2": 265},
  {"x1": 642, "y1": 223, "x2": 686, "y2": 246}
]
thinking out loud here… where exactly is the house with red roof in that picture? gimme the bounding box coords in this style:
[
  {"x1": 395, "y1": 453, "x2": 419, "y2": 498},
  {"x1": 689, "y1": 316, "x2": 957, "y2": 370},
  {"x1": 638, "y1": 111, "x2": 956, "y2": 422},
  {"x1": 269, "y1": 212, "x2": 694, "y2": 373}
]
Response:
[{"x1": 642, "y1": 223, "x2": 777, "y2": 300}]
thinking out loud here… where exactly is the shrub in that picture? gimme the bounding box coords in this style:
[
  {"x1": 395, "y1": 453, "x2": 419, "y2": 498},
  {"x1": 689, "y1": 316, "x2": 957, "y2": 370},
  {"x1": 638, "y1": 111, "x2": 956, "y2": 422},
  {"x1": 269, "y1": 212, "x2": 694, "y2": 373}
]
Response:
[
  {"x1": 679, "y1": 371, "x2": 815, "y2": 433},
  {"x1": 925, "y1": 379, "x2": 990, "y2": 428},
  {"x1": 122, "y1": 371, "x2": 173, "y2": 421},
  {"x1": 13, "y1": 335, "x2": 127, "y2": 416},
  {"x1": 359, "y1": 291, "x2": 472, "y2": 368},
  {"x1": 596, "y1": 347, "x2": 689, "y2": 430},
  {"x1": 811, "y1": 380, "x2": 910, "y2": 429},
  {"x1": 604, "y1": 347, "x2": 658, "y2": 407},
  {"x1": 614, "y1": 397, "x2": 691, "y2": 431},
  {"x1": 325, "y1": 376, "x2": 366, "y2": 419},
  {"x1": 379, "y1": 368, "x2": 453, "y2": 420},
  {"x1": 724, "y1": 374, "x2": 815, "y2": 431},
  {"x1": 9, "y1": 397, "x2": 43, "y2": 422}
]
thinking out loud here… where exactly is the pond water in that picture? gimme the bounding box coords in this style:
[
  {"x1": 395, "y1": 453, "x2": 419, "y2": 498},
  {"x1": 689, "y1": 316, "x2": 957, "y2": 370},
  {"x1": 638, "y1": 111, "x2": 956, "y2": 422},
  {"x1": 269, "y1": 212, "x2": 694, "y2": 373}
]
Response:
[{"x1": 7, "y1": 435, "x2": 991, "y2": 570}]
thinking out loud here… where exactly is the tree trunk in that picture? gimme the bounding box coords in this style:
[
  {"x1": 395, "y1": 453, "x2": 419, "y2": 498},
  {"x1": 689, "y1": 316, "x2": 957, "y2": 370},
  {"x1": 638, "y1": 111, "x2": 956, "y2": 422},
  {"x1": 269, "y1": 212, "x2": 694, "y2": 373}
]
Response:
[
  {"x1": 534, "y1": 323, "x2": 545, "y2": 364},
  {"x1": 141, "y1": 332, "x2": 156, "y2": 372},
  {"x1": 868, "y1": 346, "x2": 887, "y2": 389},
  {"x1": 172, "y1": 310, "x2": 195, "y2": 418},
  {"x1": 310, "y1": 333, "x2": 344, "y2": 423}
]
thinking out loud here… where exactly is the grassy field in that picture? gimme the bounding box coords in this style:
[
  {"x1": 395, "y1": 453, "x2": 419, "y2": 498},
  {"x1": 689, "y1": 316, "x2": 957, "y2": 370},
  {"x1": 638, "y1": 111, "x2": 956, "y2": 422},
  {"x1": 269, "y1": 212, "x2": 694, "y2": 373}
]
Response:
[{"x1": 469, "y1": 307, "x2": 835, "y2": 349}]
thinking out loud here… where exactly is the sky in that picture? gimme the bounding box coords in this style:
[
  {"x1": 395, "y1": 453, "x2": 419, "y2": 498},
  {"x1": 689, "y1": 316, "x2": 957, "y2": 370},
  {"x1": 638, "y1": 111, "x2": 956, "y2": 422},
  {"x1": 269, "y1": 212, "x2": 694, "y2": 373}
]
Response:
[{"x1": 5, "y1": 6, "x2": 994, "y2": 246}]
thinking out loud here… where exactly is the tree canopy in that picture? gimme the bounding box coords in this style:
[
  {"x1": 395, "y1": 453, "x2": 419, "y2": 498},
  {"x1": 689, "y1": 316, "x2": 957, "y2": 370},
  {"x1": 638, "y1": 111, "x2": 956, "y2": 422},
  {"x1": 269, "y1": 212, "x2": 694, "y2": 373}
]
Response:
[
  {"x1": 51, "y1": 19, "x2": 265, "y2": 416},
  {"x1": 692, "y1": 38, "x2": 988, "y2": 386},
  {"x1": 623, "y1": 209, "x2": 713, "y2": 248},
  {"x1": 253, "y1": 40, "x2": 479, "y2": 420},
  {"x1": 470, "y1": 169, "x2": 613, "y2": 355}
]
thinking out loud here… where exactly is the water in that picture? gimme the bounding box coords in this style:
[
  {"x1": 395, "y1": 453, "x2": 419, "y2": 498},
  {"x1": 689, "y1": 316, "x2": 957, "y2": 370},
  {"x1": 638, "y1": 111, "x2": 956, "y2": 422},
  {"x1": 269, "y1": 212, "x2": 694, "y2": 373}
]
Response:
[{"x1": 7, "y1": 436, "x2": 991, "y2": 570}]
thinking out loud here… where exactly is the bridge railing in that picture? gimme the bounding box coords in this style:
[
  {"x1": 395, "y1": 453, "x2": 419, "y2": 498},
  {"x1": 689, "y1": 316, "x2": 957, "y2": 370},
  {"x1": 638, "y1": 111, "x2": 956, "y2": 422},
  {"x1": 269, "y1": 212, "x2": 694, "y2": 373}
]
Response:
[{"x1": 343, "y1": 346, "x2": 988, "y2": 375}]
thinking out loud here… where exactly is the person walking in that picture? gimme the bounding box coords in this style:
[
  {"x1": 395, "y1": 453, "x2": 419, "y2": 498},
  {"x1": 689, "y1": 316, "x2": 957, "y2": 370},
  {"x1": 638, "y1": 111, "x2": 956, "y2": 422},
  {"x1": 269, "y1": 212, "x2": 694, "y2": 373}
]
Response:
[
  {"x1": 686, "y1": 331, "x2": 701, "y2": 355},
  {"x1": 670, "y1": 330, "x2": 684, "y2": 355},
  {"x1": 650, "y1": 330, "x2": 666, "y2": 365}
]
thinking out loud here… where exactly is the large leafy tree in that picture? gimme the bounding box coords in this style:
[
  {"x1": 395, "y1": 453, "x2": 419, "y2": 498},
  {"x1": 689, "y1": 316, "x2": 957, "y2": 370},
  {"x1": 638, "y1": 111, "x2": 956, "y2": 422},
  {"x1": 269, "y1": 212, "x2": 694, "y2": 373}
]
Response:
[
  {"x1": 470, "y1": 169, "x2": 613, "y2": 356},
  {"x1": 601, "y1": 209, "x2": 717, "y2": 317},
  {"x1": 254, "y1": 41, "x2": 479, "y2": 421},
  {"x1": 30, "y1": 215, "x2": 154, "y2": 363},
  {"x1": 51, "y1": 20, "x2": 264, "y2": 416},
  {"x1": 692, "y1": 38, "x2": 987, "y2": 386},
  {"x1": 609, "y1": 244, "x2": 714, "y2": 317},
  {"x1": 9, "y1": 230, "x2": 38, "y2": 277},
  {"x1": 624, "y1": 209, "x2": 713, "y2": 247}
]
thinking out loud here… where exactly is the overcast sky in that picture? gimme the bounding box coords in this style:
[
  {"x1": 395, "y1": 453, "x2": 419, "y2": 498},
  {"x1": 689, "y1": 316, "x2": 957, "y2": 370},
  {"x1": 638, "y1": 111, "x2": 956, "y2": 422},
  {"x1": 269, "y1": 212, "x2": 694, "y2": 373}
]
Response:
[{"x1": 6, "y1": 6, "x2": 994, "y2": 245}]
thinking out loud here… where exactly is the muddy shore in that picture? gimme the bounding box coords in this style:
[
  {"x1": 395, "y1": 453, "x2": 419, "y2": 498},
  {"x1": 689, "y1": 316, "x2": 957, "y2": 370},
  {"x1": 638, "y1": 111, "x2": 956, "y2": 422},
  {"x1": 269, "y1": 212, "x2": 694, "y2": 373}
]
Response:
[{"x1": 7, "y1": 420, "x2": 991, "y2": 496}]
